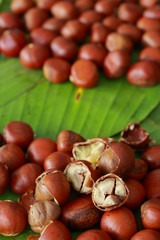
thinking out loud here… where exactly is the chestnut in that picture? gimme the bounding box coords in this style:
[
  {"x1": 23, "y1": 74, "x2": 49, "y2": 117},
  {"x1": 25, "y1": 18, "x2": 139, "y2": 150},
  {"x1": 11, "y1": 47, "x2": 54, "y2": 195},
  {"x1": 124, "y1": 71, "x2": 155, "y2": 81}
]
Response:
[
  {"x1": 120, "y1": 122, "x2": 150, "y2": 151},
  {"x1": 35, "y1": 170, "x2": 70, "y2": 205},
  {"x1": 103, "y1": 50, "x2": 130, "y2": 78},
  {"x1": 128, "y1": 158, "x2": 148, "y2": 181},
  {"x1": 137, "y1": 17, "x2": 160, "y2": 32},
  {"x1": 143, "y1": 168, "x2": 160, "y2": 199},
  {"x1": 57, "y1": 130, "x2": 85, "y2": 153},
  {"x1": 10, "y1": 0, "x2": 35, "y2": 15},
  {"x1": 79, "y1": 10, "x2": 104, "y2": 27},
  {"x1": 90, "y1": 22, "x2": 110, "y2": 44},
  {"x1": 75, "y1": 0, "x2": 95, "y2": 13},
  {"x1": 131, "y1": 229, "x2": 160, "y2": 240},
  {"x1": 51, "y1": 1, "x2": 79, "y2": 20},
  {"x1": 117, "y1": 3, "x2": 142, "y2": 23},
  {"x1": 0, "y1": 12, "x2": 21, "y2": 30},
  {"x1": 10, "y1": 163, "x2": 43, "y2": 194},
  {"x1": 141, "y1": 199, "x2": 160, "y2": 230},
  {"x1": 3, "y1": 120, "x2": 34, "y2": 150},
  {"x1": 100, "y1": 207, "x2": 138, "y2": 240},
  {"x1": 24, "y1": 7, "x2": 49, "y2": 31},
  {"x1": 28, "y1": 235, "x2": 40, "y2": 240},
  {"x1": 43, "y1": 58, "x2": 71, "y2": 84},
  {"x1": 141, "y1": 31, "x2": 160, "y2": 48},
  {"x1": 105, "y1": 32, "x2": 133, "y2": 53},
  {"x1": 0, "y1": 163, "x2": 9, "y2": 195},
  {"x1": 44, "y1": 151, "x2": 71, "y2": 171},
  {"x1": 28, "y1": 200, "x2": 61, "y2": 233},
  {"x1": 60, "y1": 20, "x2": 88, "y2": 42},
  {"x1": 103, "y1": 16, "x2": 123, "y2": 32},
  {"x1": 20, "y1": 43, "x2": 51, "y2": 69},
  {"x1": 70, "y1": 59, "x2": 99, "y2": 88},
  {"x1": 139, "y1": 0, "x2": 157, "y2": 8},
  {"x1": 142, "y1": 144, "x2": 160, "y2": 169},
  {"x1": 0, "y1": 143, "x2": 26, "y2": 172},
  {"x1": 98, "y1": 142, "x2": 135, "y2": 178},
  {"x1": 92, "y1": 174, "x2": 129, "y2": 211},
  {"x1": 50, "y1": 36, "x2": 78, "y2": 61},
  {"x1": 72, "y1": 138, "x2": 107, "y2": 165},
  {"x1": 64, "y1": 160, "x2": 99, "y2": 194},
  {"x1": 127, "y1": 61, "x2": 160, "y2": 87},
  {"x1": 18, "y1": 191, "x2": 36, "y2": 212},
  {"x1": 30, "y1": 28, "x2": 58, "y2": 46},
  {"x1": 124, "y1": 178, "x2": 145, "y2": 210},
  {"x1": 42, "y1": 18, "x2": 65, "y2": 33},
  {"x1": 78, "y1": 43, "x2": 107, "y2": 67},
  {"x1": 76, "y1": 229, "x2": 112, "y2": 240},
  {"x1": 143, "y1": 6, "x2": 160, "y2": 20},
  {"x1": 61, "y1": 195, "x2": 102, "y2": 230},
  {"x1": 117, "y1": 23, "x2": 142, "y2": 43},
  {"x1": 139, "y1": 47, "x2": 160, "y2": 67},
  {"x1": 39, "y1": 220, "x2": 72, "y2": 240},
  {"x1": 0, "y1": 29, "x2": 26, "y2": 57},
  {"x1": 27, "y1": 138, "x2": 57, "y2": 166},
  {"x1": 0, "y1": 200, "x2": 27, "y2": 236},
  {"x1": 36, "y1": 0, "x2": 58, "y2": 10},
  {"x1": 94, "y1": 0, "x2": 116, "y2": 16}
]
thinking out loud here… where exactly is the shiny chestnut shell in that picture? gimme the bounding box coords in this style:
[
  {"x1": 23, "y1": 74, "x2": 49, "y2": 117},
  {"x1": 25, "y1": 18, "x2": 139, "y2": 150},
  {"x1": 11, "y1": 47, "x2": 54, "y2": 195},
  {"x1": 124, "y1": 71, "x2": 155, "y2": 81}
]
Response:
[
  {"x1": 0, "y1": 12, "x2": 21, "y2": 30},
  {"x1": 0, "y1": 163, "x2": 9, "y2": 195},
  {"x1": 142, "y1": 144, "x2": 160, "y2": 169},
  {"x1": 143, "y1": 168, "x2": 160, "y2": 199},
  {"x1": 131, "y1": 229, "x2": 160, "y2": 240},
  {"x1": 76, "y1": 229, "x2": 112, "y2": 240}
]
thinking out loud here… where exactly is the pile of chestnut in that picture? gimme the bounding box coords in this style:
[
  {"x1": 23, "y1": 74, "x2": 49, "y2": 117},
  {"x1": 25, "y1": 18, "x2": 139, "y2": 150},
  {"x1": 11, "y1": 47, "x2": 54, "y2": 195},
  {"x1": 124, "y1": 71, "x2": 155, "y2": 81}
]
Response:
[
  {"x1": 0, "y1": 0, "x2": 160, "y2": 88},
  {"x1": 0, "y1": 120, "x2": 160, "y2": 239}
]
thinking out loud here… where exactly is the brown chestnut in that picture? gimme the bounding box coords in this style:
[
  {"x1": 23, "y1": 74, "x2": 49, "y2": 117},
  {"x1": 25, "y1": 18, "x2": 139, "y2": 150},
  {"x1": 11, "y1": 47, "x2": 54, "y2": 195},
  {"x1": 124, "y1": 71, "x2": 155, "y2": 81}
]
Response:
[
  {"x1": 90, "y1": 22, "x2": 110, "y2": 44},
  {"x1": 139, "y1": 47, "x2": 160, "y2": 67},
  {"x1": 117, "y1": 3, "x2": 142, "y2": 23},
  {"x1": 27, "y1": 138, "x2": 56, "y2": 166},
  {"x1": 60, "y1": 20, "x2": 88, "y2": 42},
  {"x1": 141, "y1": 199, "x2": 160, "y2": 230},
  {"x1": 24, "y1": 7, "x2": 49, "y2": 31},
  {"x1": 79, "y1": 10, "x2": 104, "y2": 27},
  {"x1": 20, "y1": 43, "x2": 51, "y2": 69},
  {"x1": 137, "y1": 17, "x2": 160, "y2": 32},
  {"x1": 44, "y1": 151, "x2": 71, "y2": 171},
  {"x1": 103, "y1": 16, "x2": 123, "y2": 32},
  {"x1": 10, "y1": 0, "x2": 35, "y2": 15},
  {"x1": 140, "y1": 0, "x2": 157, "y2": 8},
  {"x1": 30, "y1": 28, "x2": 58, "y2": 46},
  {"x1": 94, "y1": 0, "x2": 116, "y2": 16},
  {"x1": 131, "y1": 229, "x2": 160, "y2": 240},
  {"x1": 3, "y1": 120, "x2": 34, "y2": 150},
  {"x1": 43, "y1": 58, "x2": 71, "y2": 84},
  {"x1": 127, "y1": 61, "x2": 160, "y2": 87},
  {"x1": 64, "y1": 160, "x2": 99, "y2": 194},
  {"x1": 51, "y1": 1, "x2": 79, "y2": 20},
  {"x1": 0, "y1": 29, "x2": 26, "y2": 57},
  {"x1": 117, "y1": 23, "x2": 142, "y2": 43},
  {"x1": 142, "y1": 31, "x2": 160, "y2": 48},
  {"x1": 128, "y1": 158, "x2": 148, "y2": 181},
  {"x1": 36, "y1": 0, "x2": 58, "y2": 10},
  {"x1": 35, "y1": 170, "x2": 70, "y2": 205},
  {"x1": 143, "y1": 6, "x2": 160, "y2": 20},
  {"x1": 0, "y1": 163, "x2": 9, "y2": 195},
  {"x1": 124, "y1": 178, "x2": 145, "y2": 210},
  {"x1": 0, "y1": 12, "x2": 21, "y2": 30},
  {"x1": 42, "y1": 18, "x2": 65, "y2": 33},
  {"x1": 142, "y1": 144, "x2": 160, "y2": 169},
  {"x1": 61, "y1": 195, "x2": 102, "y2": 230},
  {"x1": 18, "y1": 191, "x2": 36, "y2": 212},
  {"x1": 0, "y1": 143, "x2": 26, "y2": 172},
  {"x1": 100, "y1": 206, "x2": 138, "y2": 240},
  {"x1": 98, "y1": 142, "x2": 135, "y2": 178},
  {"x1": 50, "y1": 36, "x2": 78, "y2": 61},
  {"x1": 57, "y1": 130, "x2": 85, "y2": 153},
  {"x1": 78, "y1": 43, "x2": 107, "y2": 67},
  {"x1": 0, "y1": 200, "x2": 27, "y2": 236},
  {"x1": 72, "y1": 138, "x2": 107, "y2": 165},
  {"x1": 76, "y1": 229, "x2": 112, "y2": 240},
  {"x1": 28, "y1": 200, "x2": 61, "y2": 233},
  {"x1": 103, "y1": 50, "x2": 130, "y2": 78},
  {"x1": 143, "y1": 168, "x2": 160, "y2": 199},
  {"x1": 92, "y1": 173, "x2": 129, "y2": 211},
  {"x1": 10, "y1": 163, "x2": 43, "y2": 194},
  {"x1": 120, "y1": 122, "x2": 150, "y2": 151},
  {"x1": 75, "y1": 0, "x2": 95, "y2": 13},
  {"x1": 39, "y1": 220, "x2": 72, "y2": 240},
  {"x1": 70, "y1": 59, "x2": 99, "y2": 88},
  {"x1": 105, "y1": 32, "x2": 133, "y2": 53}
]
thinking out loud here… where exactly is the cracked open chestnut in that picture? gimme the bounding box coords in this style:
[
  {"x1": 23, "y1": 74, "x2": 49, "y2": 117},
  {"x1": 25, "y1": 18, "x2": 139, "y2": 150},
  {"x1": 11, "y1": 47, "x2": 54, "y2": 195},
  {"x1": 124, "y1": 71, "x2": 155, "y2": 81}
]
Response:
[
  {"x1": 92, "y1": 173, "x2": 129, "y2": 211},
  {"x1": 18, "y1": 191, "x2": 36, "y2": 212}
]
